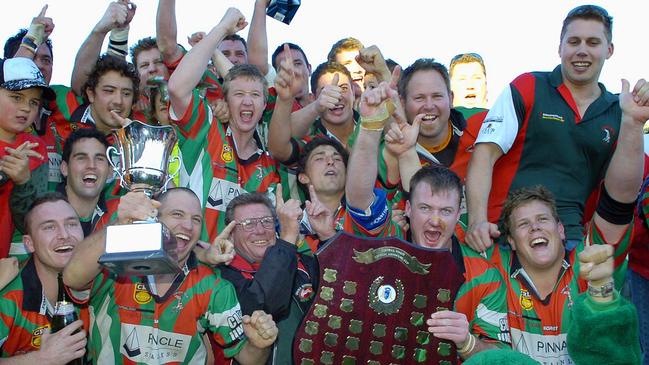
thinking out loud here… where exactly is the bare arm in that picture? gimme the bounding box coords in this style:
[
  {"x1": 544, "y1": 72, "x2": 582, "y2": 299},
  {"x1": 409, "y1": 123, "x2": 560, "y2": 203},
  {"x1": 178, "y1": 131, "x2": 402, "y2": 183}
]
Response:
[
  {"x1": 595, "y1": 79, "x2": 649, "y2": 241},
  {"x1": 246, "y1": 0, "x2": 270, "y2": 76},
  {"x1": 168, "y1": 8, "x2": 246, "y2": 119},
  {"x1": 268, "y1": 44, "x2": 304, "y2": 162},
  {"x1": 71, "y1": 1, "x2": 133, "y2": 95},
  {"x1": 464, "y1": 142, "x2": 503, "y2": 251},
  {"x1": 346, "y1": 82, "x2": 396, "y2": 210},
  {"x1": 63, "y1": 228, "x2": 107, "y2": 290},
  {"x1": 156, "y1": 0, "x2": 183, "y2": 65},
  {"x1": 15, "y1": 5, "x2": 54, "y2": 60},
  {"x1": 63, "y1": 192, "x2": 160, "y2": 290},
  {"x1": 288, "y1": 103, "x2": 320, "y2": 138},
  {"x1": 210, "y1": 48, "x2": 235, "y2": 80}
]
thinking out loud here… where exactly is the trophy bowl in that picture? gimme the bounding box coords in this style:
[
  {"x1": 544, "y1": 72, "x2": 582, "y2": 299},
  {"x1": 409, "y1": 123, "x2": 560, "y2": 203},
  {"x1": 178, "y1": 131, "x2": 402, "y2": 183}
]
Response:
[{"x1": 99, "y1": 120, "x2": 182, "y2": 276}]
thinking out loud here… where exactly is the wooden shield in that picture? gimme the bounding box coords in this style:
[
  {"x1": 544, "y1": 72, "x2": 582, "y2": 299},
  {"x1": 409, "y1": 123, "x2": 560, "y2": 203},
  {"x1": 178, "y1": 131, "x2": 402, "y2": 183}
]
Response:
[{"x1": 293, "y1": 232, "x2": 464, "y2": 365}]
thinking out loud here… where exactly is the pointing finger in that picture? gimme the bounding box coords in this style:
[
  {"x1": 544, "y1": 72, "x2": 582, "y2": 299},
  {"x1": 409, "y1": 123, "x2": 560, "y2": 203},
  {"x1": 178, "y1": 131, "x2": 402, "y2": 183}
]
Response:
[
  {"x1": 308, "y1": 184, "x2": 320, "y2": 204},
  {"x1": 216, "y1": 221, "x2": 237, "y2": 241},
  {"x1": 389, "y1": 66, "x2": 401, "y2": 90},
  {"x1": 275, "y1": 184, "x2": 284, "y2": 207},
  {"x1": 110, "y1": 110, "x2": 132, "y2": 128},
  {"x1": 38, "y1": 4, "x2": 48, "y2": 17}
]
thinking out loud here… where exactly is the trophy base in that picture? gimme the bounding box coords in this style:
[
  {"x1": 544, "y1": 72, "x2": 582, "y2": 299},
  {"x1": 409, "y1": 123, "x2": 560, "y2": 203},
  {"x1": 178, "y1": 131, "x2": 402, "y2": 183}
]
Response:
[
  {"x1": 101, "y1": 222, "x2": 181, "y2": 276},
  {"x1": 98, "y1": 250, "x2": 182, "y2": 276}
]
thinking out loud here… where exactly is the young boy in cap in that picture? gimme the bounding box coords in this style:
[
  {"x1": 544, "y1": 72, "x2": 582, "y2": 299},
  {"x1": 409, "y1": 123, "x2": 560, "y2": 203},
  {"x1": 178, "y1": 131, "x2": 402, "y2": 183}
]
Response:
[{"x1": 0, "y1": 57, "x2": 51, "y2": 257}]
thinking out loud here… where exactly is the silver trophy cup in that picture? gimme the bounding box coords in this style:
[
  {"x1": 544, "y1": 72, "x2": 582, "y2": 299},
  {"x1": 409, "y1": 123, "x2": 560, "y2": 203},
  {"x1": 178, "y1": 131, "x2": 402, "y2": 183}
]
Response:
[{"x1": 99, "y1": 120, "x2": 181, "y2": 275}]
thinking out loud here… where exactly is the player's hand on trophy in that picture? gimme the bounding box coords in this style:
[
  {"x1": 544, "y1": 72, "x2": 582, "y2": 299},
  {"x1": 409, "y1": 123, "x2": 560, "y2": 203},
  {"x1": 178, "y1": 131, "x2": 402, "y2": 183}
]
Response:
[
  {"x1": 276, "y1": 184, "x2": 302, "y2": 244},
  {"x1": 117, "y1": 191, "x2": 161, "y2": 224},
  {"x1": 243, "y1": 310, "x2": 278, "y2": 349}
]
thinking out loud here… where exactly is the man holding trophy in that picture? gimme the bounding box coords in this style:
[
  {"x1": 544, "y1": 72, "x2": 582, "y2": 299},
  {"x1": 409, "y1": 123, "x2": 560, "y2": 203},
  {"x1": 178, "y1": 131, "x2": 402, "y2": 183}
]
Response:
[{"x1": 63, "y1": 187, "x2": 278, "y2": 364}]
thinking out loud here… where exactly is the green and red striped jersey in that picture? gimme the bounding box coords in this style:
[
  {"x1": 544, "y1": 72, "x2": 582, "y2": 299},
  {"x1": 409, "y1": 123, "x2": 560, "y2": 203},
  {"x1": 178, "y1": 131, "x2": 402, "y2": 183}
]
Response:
[
  {"x1": 173, "y1": 91, "x2": 280, "y2": 241},
  {"x1": 487, "y1": 219, "x2": 632, "y2": 363},
  {"x1": 76, "y1": 255, "x2": 246, "y2": 364},
  {"x1": 0, "y1": 259, "x2": 87, "y2": 357}
]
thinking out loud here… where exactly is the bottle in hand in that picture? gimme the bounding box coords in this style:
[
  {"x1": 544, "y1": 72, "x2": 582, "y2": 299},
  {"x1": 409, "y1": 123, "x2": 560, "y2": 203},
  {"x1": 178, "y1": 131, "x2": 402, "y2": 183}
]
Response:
[{"x1": 51, "y1": 272, "x2": 83, "y2": 365}]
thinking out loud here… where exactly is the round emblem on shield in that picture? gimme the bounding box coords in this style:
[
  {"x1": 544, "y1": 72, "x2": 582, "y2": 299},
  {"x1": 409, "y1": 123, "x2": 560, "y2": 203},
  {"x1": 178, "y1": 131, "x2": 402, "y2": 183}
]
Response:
[
  {"x1": 377, "y1": 284, "x2": 397, "y2": 304},
  {"x1": 369, "y1": 276, "x2": 404, "y2": 315}
]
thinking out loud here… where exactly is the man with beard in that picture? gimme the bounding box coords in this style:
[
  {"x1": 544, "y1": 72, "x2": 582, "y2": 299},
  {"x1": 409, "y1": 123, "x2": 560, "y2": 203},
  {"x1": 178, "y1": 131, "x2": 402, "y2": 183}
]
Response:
[
  {"x1": 63, "y1": 188, "x2": 278, "y2": 364},
  {"x1": 0, "y1": 193, "x2": 87, "y2": 363}
]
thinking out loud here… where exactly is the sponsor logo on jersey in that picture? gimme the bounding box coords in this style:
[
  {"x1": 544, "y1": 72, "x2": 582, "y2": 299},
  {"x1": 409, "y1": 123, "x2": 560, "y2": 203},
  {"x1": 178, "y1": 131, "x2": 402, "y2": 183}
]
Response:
[
  {"x1": 31, "y1": 325, "x2": 50, "y2": 348},
  {"x1": 601, "y1": 126, "x2": 613, "y2": 144},
  {"x1": 510, "y1": 328, "x2": 570, "y2": 363},
  {"x1": 541, "y1": 113, "x2": 564, "y2": 122},
  {"x1": 206, "y1": 178, "x2": 245, "y2": 212},
  {"x1": 295, "y1": 283, "x2": 315, "y2": 302},
  {"x1": 519, "y1": 289, "x2": 533, "y2": 310},
  {"x1": 171, "y1": 292, "x2": 189, "y2": 313},
  {"x1": 120, "y1": 323, "x2": 191, "y2": 363},
  {"x1": 133, "y1": 283, "x2": 152, "y2": 304},
  {"x1": 484, "y1": 116, "x2": 503, "y2": 124},
  {"x1": 221, "y1": 144, "x2": 234, "y2": 162}
]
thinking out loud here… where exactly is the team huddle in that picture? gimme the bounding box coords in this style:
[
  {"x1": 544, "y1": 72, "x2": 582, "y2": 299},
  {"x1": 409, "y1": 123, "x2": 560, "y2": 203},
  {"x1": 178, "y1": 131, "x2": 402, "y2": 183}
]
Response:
[{"x1": 0, "y1": 1, "x2": 648, "y2": 364}]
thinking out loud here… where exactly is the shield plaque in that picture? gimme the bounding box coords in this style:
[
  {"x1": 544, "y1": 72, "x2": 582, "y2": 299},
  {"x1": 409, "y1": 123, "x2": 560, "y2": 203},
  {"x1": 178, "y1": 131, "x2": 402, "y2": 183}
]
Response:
[{"x1": 294, "y1": 232, "x2": 464, "y2": 365}]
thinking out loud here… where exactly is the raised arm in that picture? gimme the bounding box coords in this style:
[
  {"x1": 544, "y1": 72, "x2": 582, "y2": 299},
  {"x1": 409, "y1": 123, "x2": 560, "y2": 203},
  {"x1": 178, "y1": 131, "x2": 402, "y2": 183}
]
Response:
[
  {"x1": 63, "y1": 192, "x2": 159, "y2": 289},
  {"x1": 594, "y1": 79, "x2": 649, "y2": 240},
  {"x1": 14, "y1": 5, "x2": 54, "y2": 60},
  {"x1": 168, "y1": 7, "x2": 247, "y2": 118},
  {"x1": 346, "y1": 80, "x2": 398, "y2": 210},
  {"x1": 268, "y1": 44, "x2": 305, "y2": 162},
  {"x1": 156, "y1": 0, "x2": 184, "y2": 65},
  {"x1": 246, "y1": 0, "x2": 270, "y2": 76},
  {"x1": 71, "y1": 0, "x2": 135, "y2": 95}
]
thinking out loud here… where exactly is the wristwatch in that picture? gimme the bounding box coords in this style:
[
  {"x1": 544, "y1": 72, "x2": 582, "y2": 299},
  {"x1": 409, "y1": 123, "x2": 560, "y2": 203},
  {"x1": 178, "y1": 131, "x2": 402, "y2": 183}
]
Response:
[{"x1": 588, "y1": 280, "x2": 614, "y2": 298}]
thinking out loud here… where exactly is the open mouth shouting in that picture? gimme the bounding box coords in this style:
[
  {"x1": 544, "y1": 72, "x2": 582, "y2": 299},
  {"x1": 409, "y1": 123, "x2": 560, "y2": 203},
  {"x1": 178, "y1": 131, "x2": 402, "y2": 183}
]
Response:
[
  {"x1": 530, "y1": 237, "x2": 549, "y2": 249},
  {"x1": 82, "y1": 174, "x2": 98, "y2": 187}
]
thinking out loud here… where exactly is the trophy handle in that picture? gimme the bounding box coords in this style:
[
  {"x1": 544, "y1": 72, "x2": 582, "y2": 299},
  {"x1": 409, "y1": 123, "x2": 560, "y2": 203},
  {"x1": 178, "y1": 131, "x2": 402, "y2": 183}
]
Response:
[
  {"x1": 162, "y1": 155, "x2": 181, "y2": 191},
  {"x1": 106, "y1": 146, "x2": 127, "y2": 189}
]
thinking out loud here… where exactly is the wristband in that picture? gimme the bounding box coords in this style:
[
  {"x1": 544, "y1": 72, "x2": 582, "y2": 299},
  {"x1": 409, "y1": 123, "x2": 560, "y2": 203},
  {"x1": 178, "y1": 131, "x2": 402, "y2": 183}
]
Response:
[
  {"x1": 596, "y1": 185, "x2": 635, "y2": 225},
  {"x1": 26, "y1": 22, "x2": 45, "y2": 46},
  {"x1": 588, "y1": 280, "x2": 614, "y2": 298},
  {"x1": 360, "y1": 99, "x2": 395, "y2": 131},
  {"x1": 457, "y1": 333, "x2": 476, "y2": 355},
  {"x1": 107, "y1": 26, "x2": 130, "y2": 58},
  {"x1": 20, "y1": 37, "x2": 38, "y2": 54}
]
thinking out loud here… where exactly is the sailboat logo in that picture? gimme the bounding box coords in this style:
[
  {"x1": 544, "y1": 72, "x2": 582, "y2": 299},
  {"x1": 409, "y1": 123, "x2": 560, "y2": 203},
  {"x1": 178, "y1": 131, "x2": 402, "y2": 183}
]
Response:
[{"x1": 123, "y1": 327, "x2": 141, "y2": 357}]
